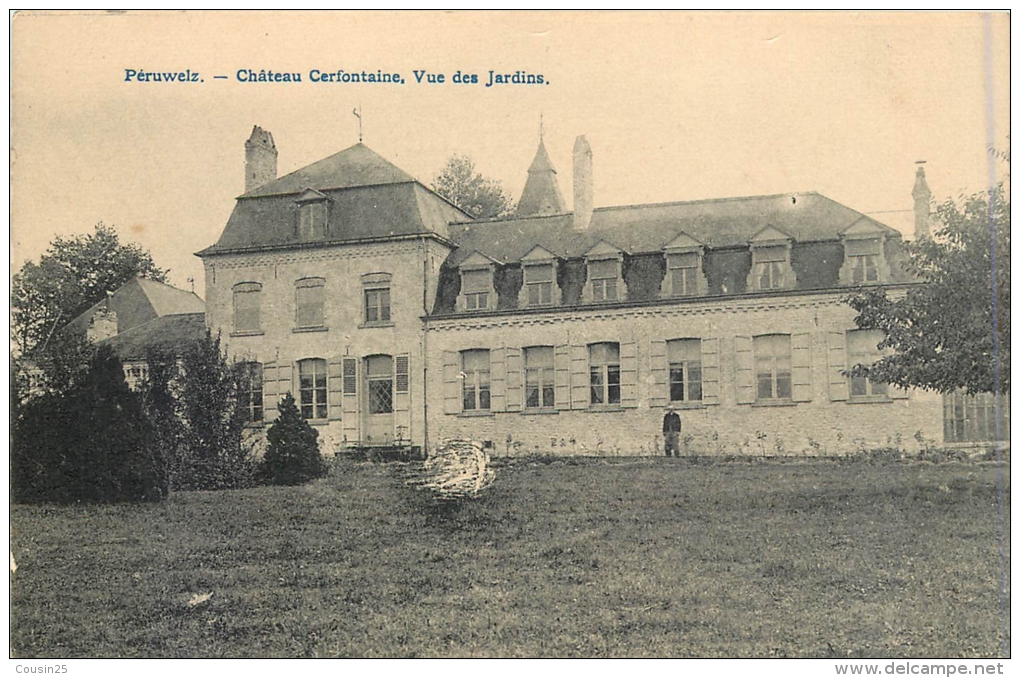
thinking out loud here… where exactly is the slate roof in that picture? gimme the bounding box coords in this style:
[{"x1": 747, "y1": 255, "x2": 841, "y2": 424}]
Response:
[
  {"x1": 200, "y1": 143, "x2": 471, "y2": 255},
  {"x1": 446, "y1": 191, "x2": 897, "y2": 267},
  {"x1": 101, "y1": 313, "x2": 208, "y2": 361},
  {"x1": 240, "y1": 143, "x2": 415, "y2": 198},
  {"x1": 515, "y1": 138, "x2": 566, "y2": 217},
  {"x1": 64, "y1": 277, "x2": 206, "y2": 336}
]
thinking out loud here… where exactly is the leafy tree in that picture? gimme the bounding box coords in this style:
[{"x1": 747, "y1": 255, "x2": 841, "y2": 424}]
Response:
[
  {"x1": 847, "y1": 183, "x2": 1009, "y2": 395},
  {"x1": 12, "y1": 223, "x2": 168, "y2": 357},
  {"x1": 431, "y1": 154, "x2": 515, "y2": 219},
  {"x1": 12, "y1": 345, "x2": 165, "y2": 504},
  {"x1": 141, "y1": 346, "x2": 183, "y2": 496},
  {"x1": 175, "y1": 331, "x2": 256, "y2": 491},
  {"x1": 261, "y1": 393, "x2": 327, "y2": 486}
]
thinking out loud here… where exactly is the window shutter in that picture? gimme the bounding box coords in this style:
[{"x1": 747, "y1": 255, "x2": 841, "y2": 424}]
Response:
[
  {"x1": 341, "y1": 357, "x2": 360, "y2": 444},
  {"x1": 278, "y1": 363, "x2": 293, "y2": 397},
  {"x1": 620, "y1": 339, "x2": 638, "y2": 408},
  {"x1": 489, "y1": 348, "x2": 506, "y2": 412},
  {"x1": 791, "y1": 332, "x2": 813, "y2": 402},
  {"x1": 649, "y1": 339, "x2": 668, "y2": 408},
  {"x1": 328, "y1": 356, "x2": 343, "y2": 420},
  {"x1": 394, "y1": 353, "x2": 411, "y2": 442},
  {"x1": 701, "y1": 337, "x2": 720, "y2": 405},
  {"x1": 442, "y1": 351, "x2": 460, "y2": 415},
  {"x1": 826, "y1": 331, "x2": 849, "y2": 402},
  {"x1": 554, "y1": 345, "x2": 571, "y2": 411},
  {"x1": 263, "y1": 361, "x2": 279, "y2": 422},
  {"x1": 570, "y1": 344, "x2": 589, "y2": 410},
  {"x1": 505, "y1": 347, "x2": 522, "y2": 412},
  {"x1": 734, "y1": 335, "x2": 755, "y2": 404}
]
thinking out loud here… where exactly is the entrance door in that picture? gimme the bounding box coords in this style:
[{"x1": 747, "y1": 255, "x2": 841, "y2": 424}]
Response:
[{"x1": 364, "y1": 354, "x2": 394, "y2": 444}]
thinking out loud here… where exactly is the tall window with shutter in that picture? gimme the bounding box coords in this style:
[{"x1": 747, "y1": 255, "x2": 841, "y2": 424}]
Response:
[
  {"x1": 847, "y1": 330, "x2": 889, "y2": 398},
  {"x1": 524, "y1": 346, "x2": 555, "y2": 409},
  {"x1": 668, "y1": 339, "x2": 702, "y2": 402},
  {"x1": 461, "y1": 349, "x2": 491, "y2": 411},
  {"x1": 754, "y1": 334, "x2": 792, "y2": 401},
  {"x1": 298, "y1": 358, "x2": 328, "y2": 420},
  {"x1": 589, "y1": 342, "x2": 621, "y2": 406},
  {"x1": 295, "y1": 278, "x2": 325, "y2": 329},
  {"x1": 238, "y1": 361, "x2": 264, "y2": 424},
  {"x1": 232, "y1": 282, "x2": 262, "y2": 334}
]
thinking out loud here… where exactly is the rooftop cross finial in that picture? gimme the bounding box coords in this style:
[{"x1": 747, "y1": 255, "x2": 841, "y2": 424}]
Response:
[{"x1": 353, "y1": 105, "x2": 363, "y2": 143}]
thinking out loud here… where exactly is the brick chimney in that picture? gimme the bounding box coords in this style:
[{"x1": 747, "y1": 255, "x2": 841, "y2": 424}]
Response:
[
  {"x1": 87, "y1": 307, "x2": 118, "y2": 343},
  {"x1": 245, "y1": 125, "x2": 277, "y2": 193},
  {"x1": 912, "y1": 163, "x2": 932, "y2": 239},
  {"x1": 573, "y1": 135, "x2": 593, "y2": 231}
]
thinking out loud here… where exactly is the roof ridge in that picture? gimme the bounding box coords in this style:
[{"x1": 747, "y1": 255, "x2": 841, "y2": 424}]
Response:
[
  {"x1": 593, "y1": 191, "x2": 822, "y2": 213},
  {"x1": 236, "y1": 179, "x2": 419, "y2": 200},
  {"x1": 101, "y1": 312, "x2": 205, "y2": 344}
]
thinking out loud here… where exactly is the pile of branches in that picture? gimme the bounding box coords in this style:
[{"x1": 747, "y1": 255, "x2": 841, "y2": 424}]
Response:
[{"x1": 406, "y1": 439, "x2": 495, "y2": 500}]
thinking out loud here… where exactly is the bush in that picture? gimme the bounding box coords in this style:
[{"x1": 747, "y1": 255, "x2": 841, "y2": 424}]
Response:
[
  {"x1": 261, "y1": 393, "x2": 327, "y2": 485},
  {"x1": 12, "y1": 345, "x2": 165, "y2": 504},
  {"x1": 175, "y1": 332, "x2": 256, "y2": 490}
]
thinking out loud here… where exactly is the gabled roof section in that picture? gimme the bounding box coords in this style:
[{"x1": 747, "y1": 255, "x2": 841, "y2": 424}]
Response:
[
  {"x1": 749, "y1": 224, "x2": 794, "y2": 244},
  {"x1": 64, "y1": 277, "x2": 205, "y2": 336},
  {"x1": 520, "y1": 244, "x2": 558, "y2": 262},
  {"x1": 102, "y1": 313, "x2": 207, "y2": 361},
  {"x1": 241, "y1": 143, "x2": 415, "y2": 198},
  {"x1": 294, "y1": 187, "x2": 332, "y2": 203},
  {"x1": 444, "y1": 191, "x2": 899, "y2": 268},
  {"x1": 459, "y1": 250, "x2": 503, "y2": 268},
  {"x1": 840, "y1": 216, "x2": 890, "y2": 238},
  {"x1": 661, "y1": 231, "x2": 704, "y2": 250},
  {"x1": 583, "y1": 239, "x2": 626, "y2": 258}
]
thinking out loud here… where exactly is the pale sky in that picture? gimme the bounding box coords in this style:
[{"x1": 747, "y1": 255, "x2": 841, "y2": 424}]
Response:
[{"x1": 11, "y1": 11, "x2": 1010, "y2": 294}]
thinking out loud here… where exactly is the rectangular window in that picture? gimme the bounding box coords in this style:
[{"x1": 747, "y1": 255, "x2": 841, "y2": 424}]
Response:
[
  {"x1": 754, "y1": 246, "x2": 787, "y2": 290},
  {"x1": 668, "y1": 339, "x2": 702, "y2": 402},
  {"x1": 525, "y1": 264, "x2": 554, "y2": 307},
  {"x1": 296, "y1": 278, "x2": 325, "y2": 328},
  {"x1": 365, "y1": 287, "x2": 391, "y2": 324},
  {"x1": 298, "y1": 358, "x2": 328, "y2": 420},
  {"x1": 589, "y1": 342, "x2": 621, "y2": 406},
  {"x1": 943, "y1": 391, "x2": 1010, "y2": 443},
  {"x1": 754, "y1": 334, "x2": 792, "y2": 401},
  {"x1": 366, "y1": 355, "x2": 393, "y2": 415},
  {"x1": 849, "y1": 254, "x2": 880, "y2": 283},
  {"x1": 590, "y1": 259, "x2": 619, "y2": 302},
  {"x1": 462, "y1": 269, "x2": 491, "y2": 311},
  {"x1": 461, "y1": 349, "x2": 491, "y2": 411},
  {"x1": 238, "y1": 361, "x2": 264, "y2": 424},
  {"x1": 233, "y1": 283, "x2": 262, "y2": 333},
  {"x1": 524, "y1": 346, "x2": 555, "y2": 409},
  {"x1": 847, "y1": 330, "x2": 889, "y2": 398},
  {"x1": 299, "y1": 201, "x2": 328, "y2": 239},
  {"x1": 668, "y1": 252, "x2": 699, "y2": 297}
]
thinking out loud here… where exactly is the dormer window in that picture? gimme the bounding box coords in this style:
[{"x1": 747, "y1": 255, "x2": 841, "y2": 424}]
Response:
[
  {"x1": 660, "y1": 232, "x2": 707, "y2": 298},
  {"x1": 518, "y1": 245, "x2": 560, "y2": 308},
  {"x1": 583, "y1": 240, "x2": 627, "y2": 304},
  {"x1": 457, "y1": 251, "x2": 499, "y2": 312},
  {"x1": 295, "y1": 188, "x2": 331, "y2": 240},
  {"x1": 747, "y1": 226, "x2": 796, "y2": 292},
  {"x1": 526, "y1": 264, "x2": 555, "y2": 306},
  {"x1": 839, "y1": 222, "x2": 890, "y2": 286}
]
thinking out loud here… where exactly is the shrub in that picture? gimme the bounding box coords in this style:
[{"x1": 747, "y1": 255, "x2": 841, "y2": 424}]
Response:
[
  {"x1": 12, "y1": 345, "x2": 165, "y2": 504},
  {"x1": 261, "y1": 393, "x2": 327, "y2": 485}
]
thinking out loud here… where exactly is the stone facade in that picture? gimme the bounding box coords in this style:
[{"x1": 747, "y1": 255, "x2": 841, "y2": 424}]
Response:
[
  {"x1": 424, "y1": 289, "x2": 943, "y2": 457},
  {"x1": 198, "y1": 129, "x2": 994, "y2": 458}
]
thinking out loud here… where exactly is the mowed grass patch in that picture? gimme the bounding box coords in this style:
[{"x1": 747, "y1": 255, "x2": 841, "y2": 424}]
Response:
[{"x1": 10, "y1": 458, "x2": 1009, "y2": 658}]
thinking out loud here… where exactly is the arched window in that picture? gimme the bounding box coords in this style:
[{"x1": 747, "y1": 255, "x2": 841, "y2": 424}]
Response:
[
  {"x1": 295, "y1": 277, "x2": 326, "y2": 329},
  {"x1": 232, "y1": 282, "x2": 262, "y2": 334}
]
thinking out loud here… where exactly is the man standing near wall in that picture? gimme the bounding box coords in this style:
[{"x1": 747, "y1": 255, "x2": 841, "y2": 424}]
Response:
[{"x1": 663, "y1": 406, "x2": 681, "y2": 457}]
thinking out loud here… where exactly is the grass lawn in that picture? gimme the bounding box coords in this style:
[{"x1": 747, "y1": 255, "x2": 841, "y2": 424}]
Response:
[{"x1": 9, "y1": 457, "x2": 1010, "y2": 658}]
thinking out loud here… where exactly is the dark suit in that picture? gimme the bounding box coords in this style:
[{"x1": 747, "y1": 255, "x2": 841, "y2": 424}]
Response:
[{"x1": 663, "y1": 411, "x2": 681, "y2": 456}]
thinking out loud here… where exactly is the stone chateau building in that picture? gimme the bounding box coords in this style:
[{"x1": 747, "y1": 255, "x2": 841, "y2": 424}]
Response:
[{"x1": 188, "y1": 125, "x2": 1006, "y2": 457}]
